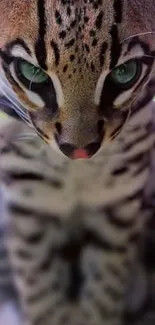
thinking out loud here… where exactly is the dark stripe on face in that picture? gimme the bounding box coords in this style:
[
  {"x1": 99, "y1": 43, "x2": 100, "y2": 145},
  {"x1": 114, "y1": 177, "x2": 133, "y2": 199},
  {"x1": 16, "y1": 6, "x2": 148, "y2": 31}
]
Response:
[
  {"x1": 35, "y1": 0, "x2": 47, "y2": 70},
  {"x1": 0, "y1": 50, "x2": 13, "y2": 65},
  {"x1": 113, "y1": 0, "x2": 123, "y2": 23},
  {"x1": 2, "y1": 64, "x2": 22, "y2": 90},
  {"x1": 99, "y1": 74, "x2": 124, "y2": 116},
  {"x1": 109, "y1": 0, "x2": 122, "y2": 69},
  {"x1": 110, "y1": 25, "x2": 122, "y2": 69},
  {"x1": 109, "y1": 111, "x2": 129, "y2": 139},
  {"x1": 110, "y1": 122, "x2": 126, "y2": 139}
]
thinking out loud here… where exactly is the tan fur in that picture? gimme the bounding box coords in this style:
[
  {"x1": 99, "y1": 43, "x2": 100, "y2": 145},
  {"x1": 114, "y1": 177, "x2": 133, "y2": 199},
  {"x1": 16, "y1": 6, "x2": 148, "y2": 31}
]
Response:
[
  {"x1": 0, "y1": 1, "x2": 37, "y2": 47},
  {"x1": 0, "y1": 3, "x2": 155, "y2": 324}
]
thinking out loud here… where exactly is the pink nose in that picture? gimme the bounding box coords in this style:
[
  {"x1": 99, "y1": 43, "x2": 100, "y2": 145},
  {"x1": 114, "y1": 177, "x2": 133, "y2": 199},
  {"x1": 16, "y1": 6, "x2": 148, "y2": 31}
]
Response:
[{"x1": 71, "y1": 149, "x2": 89, "y2": 159}]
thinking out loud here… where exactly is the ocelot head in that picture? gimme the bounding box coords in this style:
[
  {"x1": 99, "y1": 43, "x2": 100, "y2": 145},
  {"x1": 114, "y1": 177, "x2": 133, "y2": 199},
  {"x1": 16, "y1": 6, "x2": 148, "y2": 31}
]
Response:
[{"x1": 0, "y1": 0, "x2": 155, "y2": 159}]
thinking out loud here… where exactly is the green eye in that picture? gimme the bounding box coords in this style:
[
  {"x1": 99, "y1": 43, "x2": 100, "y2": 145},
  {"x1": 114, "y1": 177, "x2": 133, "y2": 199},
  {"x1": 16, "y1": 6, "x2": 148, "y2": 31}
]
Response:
[
  {"x1": 110, "y1": 60, "x2": 140, "y2": 87},
  {"x1": 19, "y1": 60, "x2": 48, "y2": 84}
]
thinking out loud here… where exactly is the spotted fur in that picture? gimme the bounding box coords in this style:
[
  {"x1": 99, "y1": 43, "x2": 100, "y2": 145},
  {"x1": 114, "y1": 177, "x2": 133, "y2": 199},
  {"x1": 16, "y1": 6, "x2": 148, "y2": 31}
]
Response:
[
  {"x1": 0, "y1": 0, "x2": 155, "y2": 155},
  {"x1": 0, "y1": 1, "x2": 155, "y2": 325}
]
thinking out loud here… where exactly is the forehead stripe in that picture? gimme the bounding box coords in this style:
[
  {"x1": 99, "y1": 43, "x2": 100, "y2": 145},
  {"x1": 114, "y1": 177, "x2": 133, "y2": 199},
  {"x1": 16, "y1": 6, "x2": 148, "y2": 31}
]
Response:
[
  {"x1": 109, "y1": 0, "x2": 122, "y2": 69},
  {"x1": 35, "y1": 0, "x2": 47, "y2": 70},
  {"x1": 110, "y1": 24, "x2": 122, "y2": 69},
  {"x1": 114, "y1": 0, "x2": 123, "y2": 24}
]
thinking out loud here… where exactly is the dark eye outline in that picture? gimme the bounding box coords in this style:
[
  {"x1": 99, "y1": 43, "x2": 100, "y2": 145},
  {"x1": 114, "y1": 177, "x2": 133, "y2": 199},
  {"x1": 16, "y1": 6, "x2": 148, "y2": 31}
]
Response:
[
  {"x1": 14, "y1": 58, "x2": 50, "y2": 91},
  {"x1": 107, "y1": 59, "x2": 142, "y2": 91}
]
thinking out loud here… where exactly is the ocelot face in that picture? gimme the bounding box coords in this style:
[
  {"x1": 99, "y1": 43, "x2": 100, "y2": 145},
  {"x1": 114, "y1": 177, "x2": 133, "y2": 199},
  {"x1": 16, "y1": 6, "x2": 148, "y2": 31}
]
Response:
[{"x1": 0, "y1": 0, "x2": 155, "y2": 159}]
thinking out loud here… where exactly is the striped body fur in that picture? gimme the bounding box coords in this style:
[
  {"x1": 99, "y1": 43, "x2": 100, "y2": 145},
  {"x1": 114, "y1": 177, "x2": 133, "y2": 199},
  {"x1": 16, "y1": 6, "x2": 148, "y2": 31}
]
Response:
[
  {"x1": 0, "y1": 106, "x2": 155, "y2": 325},
  {"x1": 0, "y1": 0, "x2": 155, "y2": 325}
]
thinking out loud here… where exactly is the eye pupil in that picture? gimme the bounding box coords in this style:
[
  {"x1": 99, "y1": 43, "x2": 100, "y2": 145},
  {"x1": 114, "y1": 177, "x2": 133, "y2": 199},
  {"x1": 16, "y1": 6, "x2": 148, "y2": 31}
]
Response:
[{"x1": 118, "y1": 65, "x2": 125, "y2": 75}]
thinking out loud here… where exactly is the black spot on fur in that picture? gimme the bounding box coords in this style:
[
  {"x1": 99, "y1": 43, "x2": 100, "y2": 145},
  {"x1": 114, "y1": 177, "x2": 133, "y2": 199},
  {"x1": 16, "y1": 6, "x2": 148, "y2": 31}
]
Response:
[
  {"x1": 92, "y1": 38, "x2": 98, "y2": 47},
  {"x1": 65, "y1": 38, "x2": 75, "y2": 49},
  {"x1": 63, "y1": 64, "x2": 68, "y2": 72},
  {"x1": 51, "y1": 40, "x2": 60, "y2": 65},
  {"x1": 59, "y1": 30, "x2": 67, "y2": 39},
  {"x1": 70, "y1": 54, "x2": 75, "y2": 62},
  {"x1": 95, "y1": 11, "x2": 104, "y2": 29},
  {"x1": 55, "y1": 10, "x2": 62, "y2": 25}
]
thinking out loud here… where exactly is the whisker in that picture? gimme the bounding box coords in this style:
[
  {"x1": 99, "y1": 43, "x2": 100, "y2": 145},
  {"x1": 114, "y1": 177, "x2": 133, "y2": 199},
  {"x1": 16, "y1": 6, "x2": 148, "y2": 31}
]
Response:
[
  {"x1": 0, "y1": 78, "x2": 20, "y2": 98},
  {"x1": 16, "y1": 133, "x2": 38, "y2": 141},
  {"x1": 0, "y1": 80, "x2": 24, "y2": 113},
  {"x1": 29, "y1": 68, "x2": 41, "y2": 91},
  {"x1": 0, "y1": 78, "x2": 32, "y2": 125},
  {"x1": 122, "y1": 31, "x2": 155, "y2": 43},
  {"x1": 142, "y1": 54, "x2": 155, "y2": 60}
]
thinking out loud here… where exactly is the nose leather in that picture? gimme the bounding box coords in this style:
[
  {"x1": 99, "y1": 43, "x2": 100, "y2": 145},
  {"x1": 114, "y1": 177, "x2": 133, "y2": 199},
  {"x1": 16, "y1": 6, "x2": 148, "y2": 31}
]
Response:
[{"x1": 59, "y1": 141, "x2": 101, "y2": 159}]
